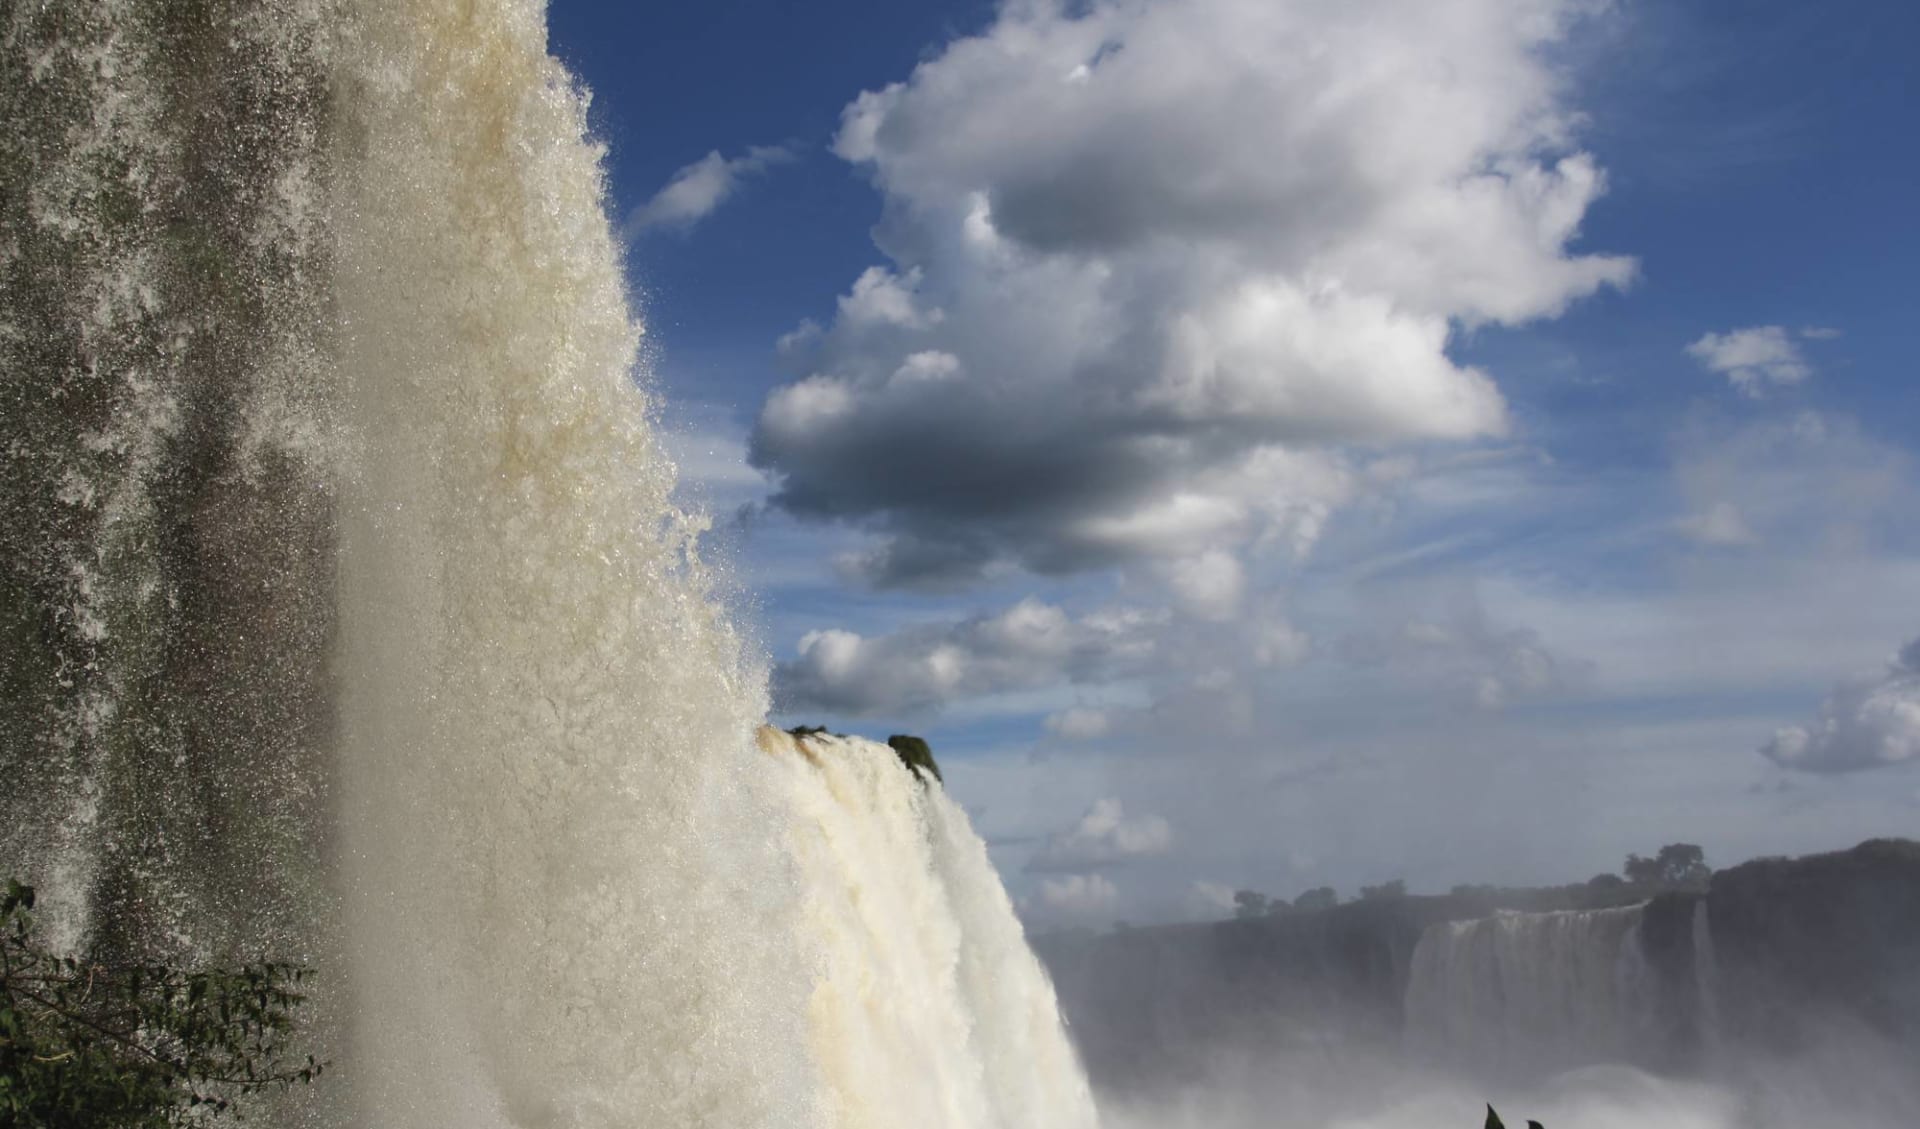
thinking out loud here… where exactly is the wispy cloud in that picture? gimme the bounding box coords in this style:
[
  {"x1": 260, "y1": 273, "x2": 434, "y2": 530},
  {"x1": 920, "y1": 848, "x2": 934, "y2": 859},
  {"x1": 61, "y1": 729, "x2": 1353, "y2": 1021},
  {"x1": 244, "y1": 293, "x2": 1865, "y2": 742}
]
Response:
[
  {"x1": 624, "y1": 144, "x2": 794, "y2": 236},
  {"x1": 1675, "y1": 500, "x2": 1757, "y2": 547}
]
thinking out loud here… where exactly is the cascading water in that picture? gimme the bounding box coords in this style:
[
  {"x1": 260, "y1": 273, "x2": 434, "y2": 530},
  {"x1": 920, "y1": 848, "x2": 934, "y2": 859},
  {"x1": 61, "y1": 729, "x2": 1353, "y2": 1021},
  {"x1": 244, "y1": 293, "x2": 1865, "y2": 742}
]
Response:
[
  {"x1": 0, "y1": 0, "x2": 337, "y2": 967},
  {"x1": 0, "y1": 2, "x2": 1098, "y2": 1127},
  {"x1": 1691, "y1": 900, "x2": 1722, "y2": 1056},
  {"x1": 1403, "y1": 904, "x2": 1662, "y2": 1079},
  {"x1": 763, "y1": 729, "x2": 1098, "y2": 1129}
]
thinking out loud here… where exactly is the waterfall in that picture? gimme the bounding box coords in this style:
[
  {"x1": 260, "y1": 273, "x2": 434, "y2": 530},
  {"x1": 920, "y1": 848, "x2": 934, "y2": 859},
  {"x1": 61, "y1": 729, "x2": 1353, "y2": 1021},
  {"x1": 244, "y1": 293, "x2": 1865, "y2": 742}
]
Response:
[
  {"x1": 763, "y1": 729, "x2": 1098, "y2": 1129},
  {"x1": 1691, "y1": 899, "x2": 1721, "y2": 1054},
  {"x1": 0, "y1": 0, "x2": 337, "y2": 966},
  {"x1": 0, "y1": 2, "x2": 1097, "y2": 1127},
  {"x1": 1404, "y1": 904, "x2": 1661, "y2": 1078}
]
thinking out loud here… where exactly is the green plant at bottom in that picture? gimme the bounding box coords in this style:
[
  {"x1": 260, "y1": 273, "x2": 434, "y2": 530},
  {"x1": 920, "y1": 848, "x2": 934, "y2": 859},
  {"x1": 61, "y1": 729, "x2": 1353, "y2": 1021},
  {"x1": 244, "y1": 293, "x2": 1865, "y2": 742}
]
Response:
[
  {"x1": 0, "y1": 879, "x2": 323, "y2": 1127},
  {"x1": 1485, "y1": 1103, "x2": 1545, "y2": 1129}
]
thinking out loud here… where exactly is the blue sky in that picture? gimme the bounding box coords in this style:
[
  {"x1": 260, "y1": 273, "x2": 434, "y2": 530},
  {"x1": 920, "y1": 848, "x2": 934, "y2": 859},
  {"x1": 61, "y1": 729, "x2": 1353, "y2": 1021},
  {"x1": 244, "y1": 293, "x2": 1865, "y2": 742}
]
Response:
[{"x1": 548, "y1": 0, "x2": 1919, "y2": 926}]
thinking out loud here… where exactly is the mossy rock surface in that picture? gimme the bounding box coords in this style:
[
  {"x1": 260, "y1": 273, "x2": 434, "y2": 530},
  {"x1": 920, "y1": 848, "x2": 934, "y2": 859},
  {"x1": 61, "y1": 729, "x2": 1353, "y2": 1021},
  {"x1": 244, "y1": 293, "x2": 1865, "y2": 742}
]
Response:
[
  {"x1": 887, "y1": 735, "x2": 942, "y2": 783},
  {"x1": 783, "y1": 726, "x2": 943, "y2": 784}
]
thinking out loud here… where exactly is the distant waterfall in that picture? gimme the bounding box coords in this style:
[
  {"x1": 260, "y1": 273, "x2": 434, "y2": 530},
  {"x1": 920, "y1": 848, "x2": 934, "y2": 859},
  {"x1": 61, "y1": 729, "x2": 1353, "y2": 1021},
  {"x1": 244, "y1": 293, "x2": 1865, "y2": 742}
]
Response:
[
  {"x1": 0, "y1": 2, "x2": 1097, "y2": 1127},
  {"x1": 1691, "y1": 900, "x2": 1721, "y2": 1053},
  {"x1": 1404, "y1": 905, "x2": 1661, "y2": 1078}
]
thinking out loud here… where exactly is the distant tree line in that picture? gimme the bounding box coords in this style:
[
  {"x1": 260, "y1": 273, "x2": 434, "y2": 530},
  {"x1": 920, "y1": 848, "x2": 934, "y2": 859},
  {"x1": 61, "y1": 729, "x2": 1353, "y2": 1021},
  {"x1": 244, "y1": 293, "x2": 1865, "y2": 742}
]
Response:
[
  {"x1": 1227, "y1": 842, "x2": 1713, "y2": 921},
  {"x1": 1232, "y1": 884, "x2": 1341, "y2": 919}
]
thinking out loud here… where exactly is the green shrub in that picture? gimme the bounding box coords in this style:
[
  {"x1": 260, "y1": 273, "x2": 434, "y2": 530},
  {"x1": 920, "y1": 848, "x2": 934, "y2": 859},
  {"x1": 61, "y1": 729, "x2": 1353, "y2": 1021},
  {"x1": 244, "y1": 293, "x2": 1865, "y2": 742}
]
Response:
[
  {"x1": 0, "y1": 879, "x2": 323, "y2": 1126},
  {"x1": 1485, "y1": 1104, "x2": 1544, "y2": 1129},
  {"x1": 886, "y1": 734, "x2": 942, "y2": 783}
]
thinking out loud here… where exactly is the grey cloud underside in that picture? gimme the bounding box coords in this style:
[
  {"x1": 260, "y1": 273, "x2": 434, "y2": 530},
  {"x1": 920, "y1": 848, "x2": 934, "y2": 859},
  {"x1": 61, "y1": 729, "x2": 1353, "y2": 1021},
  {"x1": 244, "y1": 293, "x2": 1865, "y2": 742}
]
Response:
[{"x1": 755, "y1": 413, "x2": 1320, "y2": 586}]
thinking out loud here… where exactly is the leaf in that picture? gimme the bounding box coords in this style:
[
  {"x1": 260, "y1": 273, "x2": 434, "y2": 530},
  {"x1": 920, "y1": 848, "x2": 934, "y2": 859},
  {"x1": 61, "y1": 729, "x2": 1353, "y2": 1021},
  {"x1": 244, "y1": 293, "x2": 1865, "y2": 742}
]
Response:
[{"x1": 1486, "y1": 1104, "x2": 1507, "y2": 1129}]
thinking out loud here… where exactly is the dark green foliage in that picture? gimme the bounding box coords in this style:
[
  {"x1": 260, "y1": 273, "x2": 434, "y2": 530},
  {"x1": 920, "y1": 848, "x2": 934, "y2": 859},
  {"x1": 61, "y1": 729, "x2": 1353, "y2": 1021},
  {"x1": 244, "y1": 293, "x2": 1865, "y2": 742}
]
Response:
[
  {"x1": 785, "y1": 725, "x2": 844, "y2": 739},
  {"x1": 1706, "y1": 838, "x2": 1920, "y2": 1050},
  {"x1": 1484, "y1": 1104, "x2": 1545, "y2": 1129},
  {"x1": 886, "y1": 735, "x2": 942, "y2": 783},
  {"x1": 1359, "y1": 879, "x2": 1406, "y2": 901},
  {"x1": 1292, "y1": 886, "x2": 1338, "y2": 912},
  {"x1": 1221, "y1": 885, "x2": 1338, "y2": 917},
  {"x1": 1445, "y1": 875, "x2": 1646, "y2": 914},
  {"x1": 1623, "y1": 843, "x2": 1712, "y2": 890},
  {"x1": 0, "y1": 880, "x2": 323, "y2": 1127},
  {"x1": 1232, "y1": 890, "x2": 1269, "y2": 919},
  {"x1": 784, "y1": 728, "x2": 944, "y2": 783}
]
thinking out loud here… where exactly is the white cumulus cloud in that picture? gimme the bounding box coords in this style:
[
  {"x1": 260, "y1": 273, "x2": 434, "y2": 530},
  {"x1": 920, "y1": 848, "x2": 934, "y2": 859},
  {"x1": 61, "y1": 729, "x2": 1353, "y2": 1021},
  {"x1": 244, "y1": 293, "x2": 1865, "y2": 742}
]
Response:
[
  {"x1": 1763, "y1": 638, "x2": 1920, "y2": 773},
  {"x1": 751, "y1": 0, "x2": 1631, "y2": 589},
  {"x1": 1686, "y1": 326, "x2": 1814, "y2": 394}
]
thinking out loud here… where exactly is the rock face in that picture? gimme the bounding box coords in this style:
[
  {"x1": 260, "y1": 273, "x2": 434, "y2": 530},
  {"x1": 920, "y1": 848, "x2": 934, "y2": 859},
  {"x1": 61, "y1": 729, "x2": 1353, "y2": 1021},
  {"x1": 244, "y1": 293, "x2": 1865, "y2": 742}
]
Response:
[
  {"x1": 1035, "y1": 839, "x2": 1920, "y2": 1095},
  {"x1": 1706, "y1": 838, "x2": 1920, "y2": 1053},
  {"x1": 886, "y1": 734, "x2": 943, "y2": 783}
]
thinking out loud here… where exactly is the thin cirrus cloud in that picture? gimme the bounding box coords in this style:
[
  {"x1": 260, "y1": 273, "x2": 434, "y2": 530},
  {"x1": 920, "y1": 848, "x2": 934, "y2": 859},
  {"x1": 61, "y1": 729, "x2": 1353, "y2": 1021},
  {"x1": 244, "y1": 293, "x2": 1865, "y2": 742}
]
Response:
[
  {"x1": 1671, "y1": 411, "x2": 1910, "y2": 553},
  {"x1": 623, "y1": 144, "x2": 793, "y2": 237},
  {"x1": 1044, "y1": 707, "x2": 1112, "y2": 741},
  {"x1": 1334, "y1": 609, "x2": 1574, "y2": 712},
  {"x1": 1675, "y1": 500, "x2": 1758, "y2": 547},
  {"x1": 749, "y1": 0, "x2": 1634, "y2": 591},
  {"x1": 1763, "y1": 637, "x2": 1920, "y2": 773}
]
